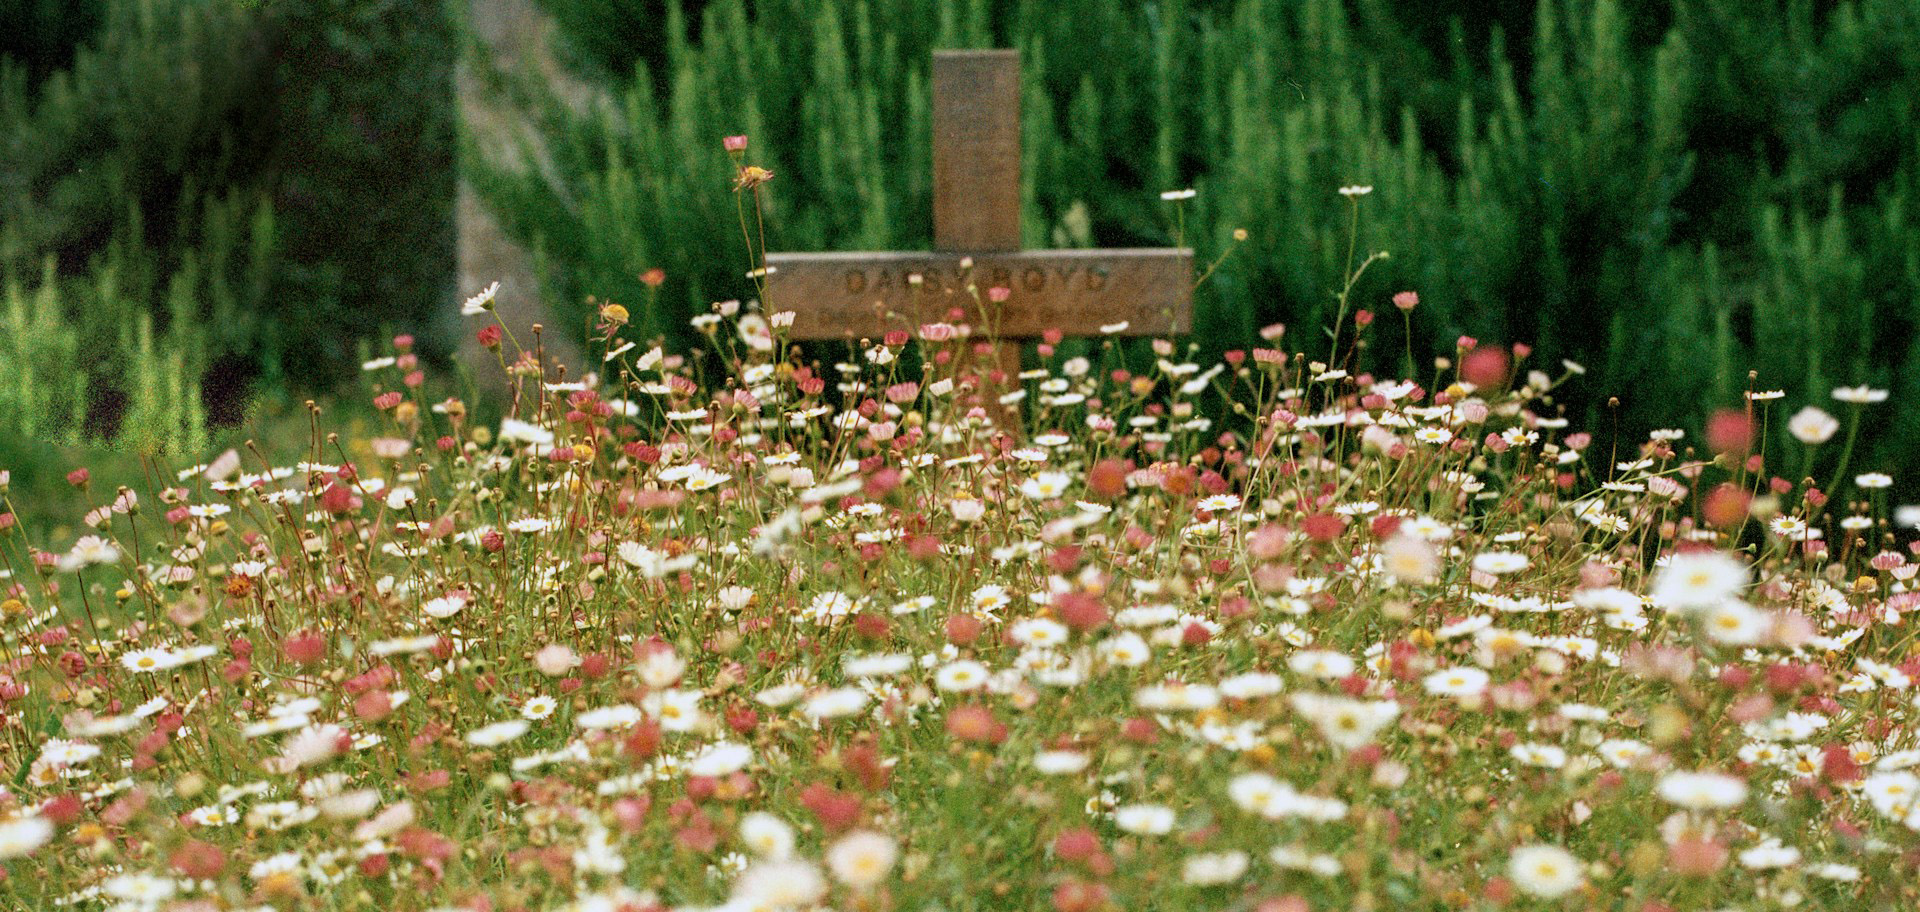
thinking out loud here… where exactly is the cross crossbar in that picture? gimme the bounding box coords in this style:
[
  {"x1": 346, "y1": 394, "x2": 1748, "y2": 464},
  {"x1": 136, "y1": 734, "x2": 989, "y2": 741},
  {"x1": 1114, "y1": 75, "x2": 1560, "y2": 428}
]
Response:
[{"x1": 765, "y1": 249, "x2": 1191, "y2": 340}]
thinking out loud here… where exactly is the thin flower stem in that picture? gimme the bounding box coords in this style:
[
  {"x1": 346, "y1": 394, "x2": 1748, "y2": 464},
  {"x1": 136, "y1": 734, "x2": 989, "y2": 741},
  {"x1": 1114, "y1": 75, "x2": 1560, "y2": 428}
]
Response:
[{"x1": 1825, "y1": 405, "x2": 1863, "y2": 496}]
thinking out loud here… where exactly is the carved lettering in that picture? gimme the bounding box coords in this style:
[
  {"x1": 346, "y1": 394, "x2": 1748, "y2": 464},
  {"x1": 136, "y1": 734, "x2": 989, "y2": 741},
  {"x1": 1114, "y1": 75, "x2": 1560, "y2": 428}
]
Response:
[
  {"x1": 769, "y1": 249, "x2": 1191, "y2": 338},
  {"x1": 840, "y1": 260, "x2": 1123, "y2": 295}
]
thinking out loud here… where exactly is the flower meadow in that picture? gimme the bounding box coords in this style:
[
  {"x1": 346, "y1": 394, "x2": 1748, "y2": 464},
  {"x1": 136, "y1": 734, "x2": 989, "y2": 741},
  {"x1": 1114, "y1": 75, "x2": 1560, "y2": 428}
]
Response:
[{"x1": 5, "y1": 266, "x2": 1920, "y2": 912}]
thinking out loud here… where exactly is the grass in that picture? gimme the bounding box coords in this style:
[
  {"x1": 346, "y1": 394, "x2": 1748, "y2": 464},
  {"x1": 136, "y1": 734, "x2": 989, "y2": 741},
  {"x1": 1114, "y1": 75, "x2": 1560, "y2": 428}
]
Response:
[{"x1": 0, "y1": 199, "x2": 1916, "y2": 912}]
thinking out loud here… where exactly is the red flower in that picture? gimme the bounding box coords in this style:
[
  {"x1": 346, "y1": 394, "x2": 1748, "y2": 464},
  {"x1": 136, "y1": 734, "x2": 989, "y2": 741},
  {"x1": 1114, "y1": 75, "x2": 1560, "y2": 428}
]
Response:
[
  {"x1": 842, "y1": 742, "x2": 893, "y2": 792},
  {"x1": 1301, "y1": 512, "x2": 1347, "y2": 542},
  {"x1": 170, "y1": 840, "x2": 226, "y2": 879},
  {"x1": 1705, "y1": 409, "x2": 1755, "y2": 457},
  {"x1": 799, "y1": 782, "x2": 863, "y2": 831},
  {"x1": 353, "y1": 690, "x2": 393, "y2": 722},
  {"x1": 396, "y1": 827, "x2": 455, "y2": 864},
  {"x1": 624, "y1": 720, "x2": 663, "y2": 760},
  {"x1": 1703, "y1": 483, "x2": 1751, "y2": 529},
  {"x1": 1821, "y1": 744, "x2": 1862, "y2": 783},
  {"x1": 1052, "y1": 828, "x2": 1101, "y2": 861},
  {"x1": 726, "y1": 705, "x2": 759, "y2": 735},
  {"x1": 944, "y1": 614, "x2": 982, "y2": 646},
  {"x1": 282, "y1": 630, "x2": 327, "y2": 665},
  {"x1": 852, "y1": 612, "x2": 890, "y2": 641},
  {"x1": 1054, "y1": 591, "x2": 1108, "y2": 632},
  {"x1": 1087, "y1": 459, "x2": 1131, "y2": 499},
  {"x1": 319, "y1": 482, "x2": 360, "y2": 515},
  {"x1": 1052, "y1": 880, "x2": 1109, "y2": 912},
  {"x1": 1460, "y1": 345, "x2": 1509, "y2": 388},
  {"x1": 945, "y1": 704, "x2": 1007, "y2": 744}
]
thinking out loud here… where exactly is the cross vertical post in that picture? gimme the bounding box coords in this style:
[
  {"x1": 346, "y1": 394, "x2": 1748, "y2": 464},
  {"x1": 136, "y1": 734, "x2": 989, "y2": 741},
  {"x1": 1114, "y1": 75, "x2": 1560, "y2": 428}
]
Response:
[
  {"x1": 932, "y1": 50, "x2": 1022, "y2": 252},
  {"x1": 931, "y1": 50, "x2": 1025, "y2": 421}
]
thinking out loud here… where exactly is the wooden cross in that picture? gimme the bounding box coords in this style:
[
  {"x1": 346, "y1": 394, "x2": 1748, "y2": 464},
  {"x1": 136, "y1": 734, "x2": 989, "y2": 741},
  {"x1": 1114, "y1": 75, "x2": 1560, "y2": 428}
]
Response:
[{"x1": 764, "y1": 50, "x2": 1192, "y2": 404}]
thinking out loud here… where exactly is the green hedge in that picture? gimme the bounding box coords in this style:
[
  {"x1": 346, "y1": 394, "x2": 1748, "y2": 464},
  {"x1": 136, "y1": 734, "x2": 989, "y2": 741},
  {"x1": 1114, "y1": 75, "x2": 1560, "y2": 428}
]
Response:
[
  {"x1": 471, "y1": 0, "x2": 1920, "y2": 494},
  {"x1": 0, "y1": 0, "x2": 456, "y2": 452}
]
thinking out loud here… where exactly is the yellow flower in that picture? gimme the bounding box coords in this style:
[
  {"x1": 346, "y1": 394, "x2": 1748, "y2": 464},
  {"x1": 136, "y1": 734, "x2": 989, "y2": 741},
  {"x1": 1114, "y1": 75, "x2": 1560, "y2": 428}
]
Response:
[{"x1": 734, "y1": 165, "x2": 775, "y2": 191}]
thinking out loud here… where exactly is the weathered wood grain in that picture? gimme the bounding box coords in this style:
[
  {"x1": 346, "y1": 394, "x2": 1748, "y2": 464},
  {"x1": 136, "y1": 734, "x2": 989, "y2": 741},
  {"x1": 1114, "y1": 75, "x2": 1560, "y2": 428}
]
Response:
[
  {"x1": 932, "y1": 50, "x2": 1022, "y2": 253},
  {"x1": 762, "y1": 47, "x2": 1194, "y2": 370},
  {"x1": 764, "y1": 249, "x2": 1193, "y2": 340}
]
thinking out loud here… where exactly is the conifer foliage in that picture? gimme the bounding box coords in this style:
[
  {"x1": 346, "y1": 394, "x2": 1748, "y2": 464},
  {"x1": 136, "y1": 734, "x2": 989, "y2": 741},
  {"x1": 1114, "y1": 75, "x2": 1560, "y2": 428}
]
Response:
[
  {"x1": 471, "y1": 0, "x2": 1920, "y2": 485},
  {"x1": 0, "y1": 0, "x2": 457, "y2": 452}
]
